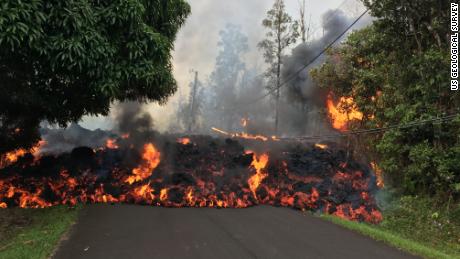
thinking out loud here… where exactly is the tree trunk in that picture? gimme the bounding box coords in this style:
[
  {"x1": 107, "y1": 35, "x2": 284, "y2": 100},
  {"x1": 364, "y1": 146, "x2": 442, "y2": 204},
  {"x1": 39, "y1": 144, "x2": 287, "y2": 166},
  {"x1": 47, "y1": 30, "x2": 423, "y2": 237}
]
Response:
[{"x1": 275, "y1": 7, "x2": 282, "y2": 134}]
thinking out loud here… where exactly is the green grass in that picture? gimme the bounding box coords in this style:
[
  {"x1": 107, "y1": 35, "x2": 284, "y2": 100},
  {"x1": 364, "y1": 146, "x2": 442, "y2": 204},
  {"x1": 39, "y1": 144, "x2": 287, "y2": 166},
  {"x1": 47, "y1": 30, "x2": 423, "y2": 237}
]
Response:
[
  {"x1": 0, "y1": 206, "x2": 80, "y2": 259},
  {"x1": 321, "y1": 195, "x2": 460, "y2": 259}
]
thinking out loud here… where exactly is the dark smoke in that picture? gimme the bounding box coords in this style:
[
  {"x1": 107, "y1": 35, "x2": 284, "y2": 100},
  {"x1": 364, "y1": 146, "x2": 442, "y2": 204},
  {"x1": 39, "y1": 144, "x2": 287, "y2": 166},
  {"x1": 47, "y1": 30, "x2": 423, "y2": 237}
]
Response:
[
  {"x1": 113, "y1": 102, "x2": 157, "y2": 146},
  {"x1": 277, "y1": 9, "x2": 362, "y2": 136},
  {"x1": 39, "y1": 102, "x2": 159, "y2": 155},
  {"x1": 39, "y1": 124, "x2": 110, "y2": 154}
]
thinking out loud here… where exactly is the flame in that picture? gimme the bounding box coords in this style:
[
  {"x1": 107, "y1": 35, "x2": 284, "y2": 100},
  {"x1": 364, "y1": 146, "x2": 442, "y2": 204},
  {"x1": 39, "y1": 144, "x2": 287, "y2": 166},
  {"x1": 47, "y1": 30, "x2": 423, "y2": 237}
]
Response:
[
  {"x1": 0, "y1": 137, "x2": 383, "y2": 224},
  {"x1": 160, "y1": 188, "x2": 168, "y2": 202},
  {"x1": 248, "y1": 153, "x2": 269, "y2": 198},
  {"x1": 186, "y1": 187, "x2": 195, "y2": 206},
  {"x1": 326, "y1": 93, "x2": 363, "y2": 131},
  {"x1": 1, "y1": 140, "x2": 47, "y2": 168},
  {"x1": 106, "y1": 138, "x2": 119, "y2": 149},
  {"x1": 4, "y1": 149, "x2": 27, "y2": 164},
  {"x1": 370, "y1": 162, "x2": 384, "y2": 188},
  {"x1": 177, "y1": 138, "x2": 191, "y2": 145},
  {"x1": 121, "y1": 133, "x2": 130, "y2": 139},
  {"x1": 211, "y1": 127, "x2": 279, "y2": 142},
  {"x1": 315, "y1": 144, "x2": 328, "y2": 149},
  {"x1": 333, "y1": 204, "x2": 382, "y2": 224},
  {"x1": 133, "y1": 183, "x2": 155, "y2": 203},
  {"x1": 125, "y1": 143, "x2": 161, "y2": 184}
]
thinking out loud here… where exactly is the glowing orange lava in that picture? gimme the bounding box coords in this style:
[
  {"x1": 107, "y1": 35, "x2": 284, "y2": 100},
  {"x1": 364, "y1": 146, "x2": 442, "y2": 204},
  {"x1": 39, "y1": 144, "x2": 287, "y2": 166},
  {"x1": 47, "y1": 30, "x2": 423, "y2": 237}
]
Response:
[
  {"x1": 1, "y1": 139, "x2": 46, "y2": 168},
  {"x1": 160, "y1": 188, "x2": 168, "y2": 202},
  {"x1": 106, "y1": 138, "x2": 119, "y2": 149},
  {"x1": 370, "y1": 162, "x2": 384, "y2": 188},
  {"x1": 248, "y1": 153, "x2": 269, "y2": 198},
  {"x1": 211, "y1": 127, "x2": 279, "y2": 142},
  {"x1": 315, "y1": 144, "x2": 328, "y2": 149},
  {"x1": 125, "y1": 143, "x2": 161, "y2": 184},
  {"x1": 327, "y1": 93, "x2": 363, "y2": 131},
  {"x1": 177, "y1": 138, "x2": 191, "y2": 145}
]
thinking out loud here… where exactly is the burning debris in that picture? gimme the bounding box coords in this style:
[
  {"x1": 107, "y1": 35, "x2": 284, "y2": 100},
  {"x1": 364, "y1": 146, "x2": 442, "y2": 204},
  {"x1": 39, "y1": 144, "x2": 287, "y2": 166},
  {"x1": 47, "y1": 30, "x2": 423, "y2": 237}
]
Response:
[
  {"x1": 212, "y1": 127, "x2": 280, "y2": 142},
  {"x1": 0, "y1": 133, "x2": 382, "y2": 224}
]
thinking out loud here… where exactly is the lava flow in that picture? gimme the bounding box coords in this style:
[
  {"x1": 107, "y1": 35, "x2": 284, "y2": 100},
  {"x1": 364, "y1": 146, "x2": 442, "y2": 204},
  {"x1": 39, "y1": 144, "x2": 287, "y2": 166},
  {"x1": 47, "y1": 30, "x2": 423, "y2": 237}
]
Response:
[{"x1": 0, "y1": 135, "x2": 383, "y2": 224}]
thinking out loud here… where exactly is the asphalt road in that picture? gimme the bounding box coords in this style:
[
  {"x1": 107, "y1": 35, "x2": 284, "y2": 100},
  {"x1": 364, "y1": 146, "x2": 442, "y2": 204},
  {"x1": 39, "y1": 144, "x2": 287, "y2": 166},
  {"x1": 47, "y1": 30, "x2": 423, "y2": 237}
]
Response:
[{"x1": 53, "y1": 205, "x2": 418, "y2": 259}]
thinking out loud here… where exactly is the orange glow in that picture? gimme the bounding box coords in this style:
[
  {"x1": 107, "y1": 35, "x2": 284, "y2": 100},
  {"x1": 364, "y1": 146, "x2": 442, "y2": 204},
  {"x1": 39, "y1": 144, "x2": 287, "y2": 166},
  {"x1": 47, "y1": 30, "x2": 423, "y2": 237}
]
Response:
[
  {"x1": 160, "y1": 188, "x2": 168, "y2": 202},
  {"x1": 1, "y1": 140, "x2": 47, "y2": 168},
  {"x1": 125, "y1": 143, "x2": 161, "y2": 184},
  {"x1": 177, "y1": 138, "x2": 191, "y2": 145},
  {"x1": 132, "y1": 183, "x2": 155, "y2": 202},
  {"x1": 31, "y1": 140, "x2": 47, "y2": 157},
  {"x1": 315, "y1": 144, "x2": 328, "y2": 149},
  {"x1": 186, "y1": 187, "x2": 195, "y2": 206},
  {"x1": 4, "y1": 149, "x2": 27, "y2": 164},
  {"x1": 326, "y1": 93, "x2": 363, "y2": 131},
  {"x1": 121, "y1": 133, "x2": 130, "y2": 139},
  {"x1": 106, "y1": 138, "x2": 119, "y2": 149},
  {"x1": 333, "y1": 204, "x2": 382, "y2": 224},
  {"x1": 211, "y1": 127, "x2": 279, "y2": 142},
  {"x1": 248, "y1": 153, "x2": 269, "y2": 198},
  {"x1": 0, "y1": 202, "x2": 7, "y2": 208},
  {"x1": 370, "y1": 162, "x2": 385, "y2": 188}
]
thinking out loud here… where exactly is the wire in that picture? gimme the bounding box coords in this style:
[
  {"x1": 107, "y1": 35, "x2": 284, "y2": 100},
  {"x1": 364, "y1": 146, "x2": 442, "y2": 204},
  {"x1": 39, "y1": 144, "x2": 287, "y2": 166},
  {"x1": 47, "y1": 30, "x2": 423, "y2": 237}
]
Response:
[
  {"x1": 237, "y1": 7, "x2": 370, "y2": 109},
  {"x1": 279, "y1": 114, "x2": 459, "y2": 141},
  {"x1": 248, "y1": 0, "x2": 352, "y2": 82}
]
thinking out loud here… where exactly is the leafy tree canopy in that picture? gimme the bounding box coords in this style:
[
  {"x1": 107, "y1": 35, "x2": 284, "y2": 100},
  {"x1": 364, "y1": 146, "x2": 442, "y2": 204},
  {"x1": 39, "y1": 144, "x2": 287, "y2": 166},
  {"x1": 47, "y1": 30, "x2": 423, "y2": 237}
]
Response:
[
  {"x1": 0, "y1": 0, "x2": 190, "y2": 152},
  {"x1": 312, "y1": 0, "x2": 460, "y2": 198}
]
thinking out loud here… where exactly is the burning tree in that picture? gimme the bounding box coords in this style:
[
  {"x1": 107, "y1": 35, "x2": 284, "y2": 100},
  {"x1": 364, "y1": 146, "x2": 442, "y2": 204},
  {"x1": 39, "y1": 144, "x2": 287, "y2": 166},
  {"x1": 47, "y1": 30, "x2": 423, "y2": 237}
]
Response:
[
  {"x1": 312, "y1": 0, "x2": 460, "y2": 199},
  {"x1": 0, "y1": 1, "x2": 190, "y2": 153}
]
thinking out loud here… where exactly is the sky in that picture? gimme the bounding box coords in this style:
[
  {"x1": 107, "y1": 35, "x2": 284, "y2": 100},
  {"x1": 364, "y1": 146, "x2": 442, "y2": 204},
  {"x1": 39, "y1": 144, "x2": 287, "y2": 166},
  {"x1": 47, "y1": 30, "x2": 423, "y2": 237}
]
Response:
[{"x1": 80, "y1": 0, "x2": 365, "y2": 131}]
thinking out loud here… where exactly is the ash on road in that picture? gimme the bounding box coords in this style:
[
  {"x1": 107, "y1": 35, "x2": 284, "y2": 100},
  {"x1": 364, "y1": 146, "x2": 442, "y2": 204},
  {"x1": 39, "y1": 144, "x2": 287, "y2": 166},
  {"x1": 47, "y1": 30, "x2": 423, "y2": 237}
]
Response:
[{"x1": 54, "y1": 205, "x2": 417, "y2": 259}]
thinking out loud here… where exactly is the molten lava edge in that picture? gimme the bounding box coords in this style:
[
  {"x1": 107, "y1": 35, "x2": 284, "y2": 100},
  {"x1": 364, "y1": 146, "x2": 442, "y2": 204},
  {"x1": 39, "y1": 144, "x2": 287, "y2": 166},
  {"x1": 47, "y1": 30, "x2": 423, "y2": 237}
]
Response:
[{"x1": 0, "y1": 137, "x2": 382, "y2": 224}]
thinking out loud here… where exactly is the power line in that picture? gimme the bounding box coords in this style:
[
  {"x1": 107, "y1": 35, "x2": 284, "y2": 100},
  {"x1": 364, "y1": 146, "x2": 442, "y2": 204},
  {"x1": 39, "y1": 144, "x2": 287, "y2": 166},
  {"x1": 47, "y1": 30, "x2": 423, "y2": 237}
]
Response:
[
  {"x1": 279, "y1": 114, "x2": 459, "y2": 141},
  {"x1": 237, "y1": 7, "x2": 370, "y2": 109},
  {"x1": 251, "y1": 0, "x2": 353, "y2": 82}
]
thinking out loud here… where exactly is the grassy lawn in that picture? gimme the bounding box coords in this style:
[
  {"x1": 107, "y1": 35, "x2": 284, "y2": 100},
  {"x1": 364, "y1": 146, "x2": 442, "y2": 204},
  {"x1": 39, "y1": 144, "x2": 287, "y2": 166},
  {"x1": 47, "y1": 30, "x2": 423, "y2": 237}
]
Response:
[
  {"x1": 0, "y1": 206, "x2": 80, "y2": 259},
  {"x1": 322, "y1": 195, "x2": 460, "y2": 259}
]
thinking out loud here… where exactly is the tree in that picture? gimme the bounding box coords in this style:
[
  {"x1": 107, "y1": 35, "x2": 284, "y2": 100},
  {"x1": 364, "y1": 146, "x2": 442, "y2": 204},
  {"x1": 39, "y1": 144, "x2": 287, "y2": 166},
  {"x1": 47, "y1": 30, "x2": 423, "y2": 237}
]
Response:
[
  {"x1": 298, "y1": 0, "x2": 312, "y2": 43},
  {"x1": 204, "y1": 24, "x2": 249, "y2": 131},
  {"x1": 175, "y1": 71, "x2": 203, "y2": 133},
  {"x1": 0, "y1": 0, "x2": 190, "y2": 153},
  {"x1": 258, "y1": 0, "x2": 299, "y2": 134},
  {"x1": 312, "y1": 0, "x2": 460, "y2": 198}
]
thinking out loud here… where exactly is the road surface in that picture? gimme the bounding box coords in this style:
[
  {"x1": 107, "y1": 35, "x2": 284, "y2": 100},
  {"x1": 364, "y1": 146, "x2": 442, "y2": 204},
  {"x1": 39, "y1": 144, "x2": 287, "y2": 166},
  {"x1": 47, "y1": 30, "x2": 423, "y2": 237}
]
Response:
[{"x1": 53, "y1": 205, "x2": 418, "y2": 259}]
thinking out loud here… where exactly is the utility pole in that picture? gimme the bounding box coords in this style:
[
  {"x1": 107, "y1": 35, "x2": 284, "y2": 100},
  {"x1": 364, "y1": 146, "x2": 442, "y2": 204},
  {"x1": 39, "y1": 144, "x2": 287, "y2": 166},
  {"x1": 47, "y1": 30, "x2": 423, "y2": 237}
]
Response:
[{"x1": 188, "y1": 71, "x2": 198, "y2": 133}]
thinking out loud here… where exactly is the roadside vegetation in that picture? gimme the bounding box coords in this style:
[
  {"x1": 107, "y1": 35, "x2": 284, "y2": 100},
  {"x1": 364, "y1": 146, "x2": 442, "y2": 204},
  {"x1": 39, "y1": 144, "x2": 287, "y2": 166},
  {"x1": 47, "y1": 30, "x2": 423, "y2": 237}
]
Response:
[
  {"x1": 323, "y1": 194, "x2": 460, "y2": 259},
  {"x1": 0, "y1": 206, "x2": 80, "y2": 259},
  {"x1": 311, "y1": 2, "x2": 459, "y2": 257}
]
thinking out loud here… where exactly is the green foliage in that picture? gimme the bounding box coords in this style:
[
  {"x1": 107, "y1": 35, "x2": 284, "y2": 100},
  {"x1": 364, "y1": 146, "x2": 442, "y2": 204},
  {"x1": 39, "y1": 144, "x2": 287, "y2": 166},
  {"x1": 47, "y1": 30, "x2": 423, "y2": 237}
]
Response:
[
  {"x1": 0, "y1": 206, "x2": 80, "y2": 259},
  {"x1": 0, "y1": 0, "x2": 190, "y2": 153},
  {"x1": 311, "y1": 0, "x2": 460, "y2": 198},
  {"x1": 323, "y1": 195, "x2": 460, "y2": 258},
  {"x1": 380, "y1": 196, "x2": 460, "y2": 256}
]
